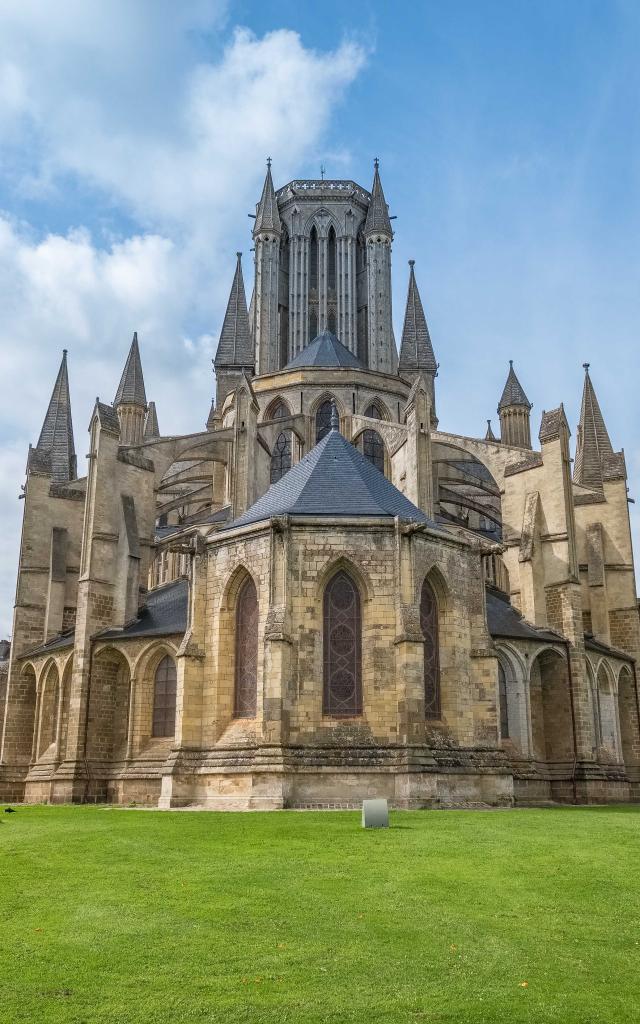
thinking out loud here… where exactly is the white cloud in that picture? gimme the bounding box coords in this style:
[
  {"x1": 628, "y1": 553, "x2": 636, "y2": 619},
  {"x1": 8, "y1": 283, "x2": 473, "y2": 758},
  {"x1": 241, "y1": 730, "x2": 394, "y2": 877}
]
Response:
[{"x1": 0, "y1": 7, "x2": 368, "y2": 635}]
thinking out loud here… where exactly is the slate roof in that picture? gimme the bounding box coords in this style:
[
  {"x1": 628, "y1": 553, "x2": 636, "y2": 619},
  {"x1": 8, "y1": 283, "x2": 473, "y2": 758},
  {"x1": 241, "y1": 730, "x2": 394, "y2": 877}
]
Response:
[
  {"x1": 284, "y1": 330, "x2": 362, "y2": 370},
  {"x1": 254, "y1": 161, "x2": 281, "y2": 235},
  {"x1": 486, "y1": 588, "x2": 562, "y2": 644},
  {"x1": 214, "y1": 253, "x2": 254, "y2": 368},
  {"x1": 498, "y1": 361, "x2": 531, "y2": 411},
  {"x1": 144, "y1": 401, "x2": 160, "y2": 439},
  {"x1": 114, "y1": 332, "x2": 147, "y2": 409},
  {"x1": 399, "y1": 262, "x2": 437, "y2": 373},
  {"x1": 225, "y1": 419, "x2": 439, "y2": 531},
  {"x1": 364, "y1": 160, "x2": 392, "y2": 236},
  {"x1": 573, "y1": 365, "x2": 615, "y2": 491},
  {"x1": 99, "y1": 578, "x2": 189, "y2": 640},
  {"x1": 34, "y1": 350, "x2": 77, "y2": 483}
]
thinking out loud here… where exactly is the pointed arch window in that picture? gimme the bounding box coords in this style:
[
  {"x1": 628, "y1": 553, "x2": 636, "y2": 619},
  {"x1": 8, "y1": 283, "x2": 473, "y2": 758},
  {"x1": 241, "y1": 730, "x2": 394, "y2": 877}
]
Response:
[
  {"x1": 316, "y1": 399, "x2": 334, "y2": 442},
  {"x1": 234, "y1": 577, "x2": 258, "y2": 718},
  {"x1": 498, "y1": 661, "x2": 509, "y2": 738},
  {"x1": 327, "y1": 226, "x2": 337, "y2": 292},
  {"x1": 420, "y1": 579, "x2": 441, "y2": 719},
  {"x1": 309, "y1": 309, "x2": 318, "y2": 342},
  {"x1": 323, "y1": 570, "x2": 362, "y2": 717},
  {"x1": 269, "y1": 400, "x2": 292, "y2": 484},
  {"x1": 152, "y1": 655, "x2": 177, "y2": 738},
  {"x1": 309, "y1": 226, "x2": 318, "y2": 292}
]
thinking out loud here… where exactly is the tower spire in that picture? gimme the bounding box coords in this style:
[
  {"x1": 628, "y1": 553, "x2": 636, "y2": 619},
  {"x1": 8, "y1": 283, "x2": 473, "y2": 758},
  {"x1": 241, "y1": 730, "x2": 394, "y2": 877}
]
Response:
[
  {"x1": 364, "y1": 158, "x2": 392, "y2": 237},
  {"x1": 399, "y1": 260, "x2": 438, "y2": 424},
  {"x1": 114, "y1": 332, "x2": 147, "y2": 444},
  {"x1": 573, "y1": 363, "x2": 614, "y2": 490},
  {"x1": 214, "y1": 253, "x2": 254, "y2": 408},
  {"x1": 33, "y1": 349, "x2": 76, "y2": 482},
  {"x1": 497, "y1": 361, "x2": 532, "y2": 448},
  {"x1": 253, "y1": 158, "x2": 281, "y2": 236}
]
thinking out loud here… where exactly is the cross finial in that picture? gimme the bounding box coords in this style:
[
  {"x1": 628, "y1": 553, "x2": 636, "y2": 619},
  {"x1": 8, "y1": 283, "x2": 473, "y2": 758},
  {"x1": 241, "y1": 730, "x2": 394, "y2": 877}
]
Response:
[
  {"x1": 266, "y1": 156, "x2": 272, "y2": 169},
  {"x1": 374, "y1": 156, "x2": 379, "y2": 170},
  {"x1": 330, "y1": 402, "x2": 339, "y2": 431}
]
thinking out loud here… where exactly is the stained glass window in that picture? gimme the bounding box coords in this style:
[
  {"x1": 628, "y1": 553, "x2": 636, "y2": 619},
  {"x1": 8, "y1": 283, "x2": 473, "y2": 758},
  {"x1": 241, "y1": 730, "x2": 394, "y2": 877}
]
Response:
[
  {"x1": 152, "y1": 655, "x2": 177, "y2": 738},
  {"x1": 234, "y1": 577, "x2": 258, "y2": 718},
  {"x1": 323, "y1": 570, "x2": 362, "y2": 717},
  {"x1": 269, "y1": 401, "x2": 292, "y2": 484},
  {"x1": 316, "y1": 399, "x2": 334, "y2": 441},
  {"x1": 420, "y1": 579, "x2": 441, "y2": 720}
]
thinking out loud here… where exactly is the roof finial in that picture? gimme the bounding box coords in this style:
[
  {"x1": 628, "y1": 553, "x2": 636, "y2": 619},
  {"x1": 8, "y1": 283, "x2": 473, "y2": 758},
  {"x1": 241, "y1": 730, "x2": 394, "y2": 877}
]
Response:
[
  {"x1": 583, "y1": 362, "x2": 590, "y2": 372},
  {"x1": 408, "y1": 259, "x2": 415, "y2": 268},
  {"x1": 266, "y1": 156, "x2": 272, "y2": 169},
  {"x1": 374, "y1": 156, "x2": 379, "y2": 170},
  {"x1": 509, "y1": 358, "x2": 513, "y2": 367},
  {"x1": 330, "y1": 402, "x2": 339, "y2": 431}
]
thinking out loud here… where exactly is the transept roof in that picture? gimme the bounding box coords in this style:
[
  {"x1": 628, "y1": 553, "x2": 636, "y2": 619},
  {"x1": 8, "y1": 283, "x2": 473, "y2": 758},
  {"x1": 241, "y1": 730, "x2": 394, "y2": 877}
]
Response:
[{"x1": 225, "y1": 415, "x2": 439, "y2": 531}]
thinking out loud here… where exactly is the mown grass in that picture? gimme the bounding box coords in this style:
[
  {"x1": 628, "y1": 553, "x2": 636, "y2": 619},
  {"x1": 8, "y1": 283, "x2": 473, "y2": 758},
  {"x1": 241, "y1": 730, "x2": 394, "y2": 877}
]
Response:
[{"x1": 0, "y1": 804, "x2": 638, "y2": 1023}]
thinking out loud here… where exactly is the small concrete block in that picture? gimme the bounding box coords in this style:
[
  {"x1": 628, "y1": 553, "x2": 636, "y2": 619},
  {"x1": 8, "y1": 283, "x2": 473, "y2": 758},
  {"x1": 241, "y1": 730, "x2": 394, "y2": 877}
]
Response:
[{"x1": 362, "y1": 798, "x2": 389, "y2": 828}]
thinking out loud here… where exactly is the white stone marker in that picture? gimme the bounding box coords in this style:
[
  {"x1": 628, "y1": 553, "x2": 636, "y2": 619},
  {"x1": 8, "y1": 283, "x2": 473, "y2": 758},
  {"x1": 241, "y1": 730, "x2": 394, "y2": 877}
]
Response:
[{"x1": 362, "y1": 798, "x2": 389, "y2": 828}]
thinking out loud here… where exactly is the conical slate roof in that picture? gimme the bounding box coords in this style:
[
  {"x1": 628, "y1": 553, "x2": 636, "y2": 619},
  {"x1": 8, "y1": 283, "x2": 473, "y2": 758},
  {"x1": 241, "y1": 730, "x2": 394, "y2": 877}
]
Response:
[
  {"x1": 226, "y1": 416, "x2": 438, "y2": 531},
  {"x1": 254, "y1": 160, "x2": 281, "y2": 235},
  {"x1": 498, "y1": 361, "x2": 531, "y2": 411},
  {"x1": 573, "y1": 364, "x2": 614, "y2": 490},
  {"x1": 214, "y1": 253, "x2": 253, "y2": 368},
  {"x1": 364, "y1": 159, "x2": 392, "y2": 236},
  {"x1": 399, "y1": 261, "x2": 437, "y2": 373},
  {"x1": 144, "y1": 401, "x2": 160, "y2": 439},
  {"x1": 35, "y1": 350, "x2": 77, "y2": 482},
  {"x1": 114, "y1": 332, "x2": 147, "y2": 409},
  {"x1": 284, "y1": 330, "x2": 362, "y2": 370}
]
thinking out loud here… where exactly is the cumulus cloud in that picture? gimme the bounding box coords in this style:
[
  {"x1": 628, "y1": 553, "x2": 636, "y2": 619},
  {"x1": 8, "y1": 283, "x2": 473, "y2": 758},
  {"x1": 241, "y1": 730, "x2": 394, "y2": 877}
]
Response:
[{"x1": 0, "y1": 4, "x2": 367, "y2": 635}]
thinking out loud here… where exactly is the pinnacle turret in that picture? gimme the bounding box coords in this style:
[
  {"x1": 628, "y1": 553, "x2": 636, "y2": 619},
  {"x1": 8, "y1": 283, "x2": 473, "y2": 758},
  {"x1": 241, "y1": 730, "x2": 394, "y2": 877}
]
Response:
[
  {"x1": 114, "y1": 332, "x2": 147, "y2": 409},
  {"x1": 498, "y1": 361, "x2": 532, "y2": 448},
  {"x1": 399, "y1": 261, "x2": 437, "y2": 374},
  {"x1": 34, "y1": 349, "x2": 77, "y2": 482},
  {"x1": 498, "y1": 361, "x2": 531, "y2": 411},
  {"x1": 573, "y1": 364, "x2": 615, "y2": 490},
  {"x1": 485, "y1": 419, "x2": 498, "y2": 442},
  {"x1": 364, "y1": 158, "x2": 392, "y2": 237},
  {"x1": 144, "y1": 401, "x2": 160, "y2": 440},
  {"x1": 214, "y1": 253, "x2": 253, "y2": 369},
  {"x1": 253, "y1": 158, "x2": 281, "y2": 236}
]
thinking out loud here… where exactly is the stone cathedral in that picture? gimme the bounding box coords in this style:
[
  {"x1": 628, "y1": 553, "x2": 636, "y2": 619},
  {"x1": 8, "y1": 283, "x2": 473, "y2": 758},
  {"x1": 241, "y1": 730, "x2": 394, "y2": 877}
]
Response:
[{"x1": 1, "y1": 161, "x2": 639, "y2": 810}]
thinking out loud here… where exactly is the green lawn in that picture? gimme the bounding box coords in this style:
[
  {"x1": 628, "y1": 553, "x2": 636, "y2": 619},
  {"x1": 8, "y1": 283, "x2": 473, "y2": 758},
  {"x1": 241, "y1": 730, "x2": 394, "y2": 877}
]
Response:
[{"x1": 1, "y1": 805, "x2": 639, "y2": 1023}]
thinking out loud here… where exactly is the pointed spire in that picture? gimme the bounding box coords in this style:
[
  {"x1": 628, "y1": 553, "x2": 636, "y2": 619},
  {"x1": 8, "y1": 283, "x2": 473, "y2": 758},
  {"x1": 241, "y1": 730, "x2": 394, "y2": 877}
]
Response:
[
  {"x1": 35, "y1": 350, "x2": 76, "y2": 482},
  {"x1": 498, "y1": 360, "x2": 531, "y2": 411},
  {"x1": 114, "y1": 332, "x2": 147, "y2": 409},
  {"x1": 485, "y1": 419, "x2": 498, "y2": 442},
  {"x1": 214, "y1": 253, "x2": 254, "y2": 368},
  {"x1": 573, "y1": 364, "x2": 614, "y2": 490},
  {"x1": 399, "y1": 261, "x2": 437, "y2": 374},
  {"x1": 143, "y1": 400, "x2": 159, "y2": 439},
  {"x1": 253, "y1": 158, "x2": 281, "y2": 236},
  {"x1": 364, "y1": 158, "x2": 393, "y2": 237}
]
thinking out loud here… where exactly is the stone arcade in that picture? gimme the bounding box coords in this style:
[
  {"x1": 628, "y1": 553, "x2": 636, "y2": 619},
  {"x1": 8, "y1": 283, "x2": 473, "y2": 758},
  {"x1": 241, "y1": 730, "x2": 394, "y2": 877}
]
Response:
[{"x1": 1, "y1": 162, "x2": 638, "y2": 809}]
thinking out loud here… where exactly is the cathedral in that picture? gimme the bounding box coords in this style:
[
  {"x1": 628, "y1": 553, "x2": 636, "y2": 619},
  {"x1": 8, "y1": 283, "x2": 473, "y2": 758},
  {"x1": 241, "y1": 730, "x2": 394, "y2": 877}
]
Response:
[{"x1": 1, "y1": 161, "x2": 638, "y2": 810}]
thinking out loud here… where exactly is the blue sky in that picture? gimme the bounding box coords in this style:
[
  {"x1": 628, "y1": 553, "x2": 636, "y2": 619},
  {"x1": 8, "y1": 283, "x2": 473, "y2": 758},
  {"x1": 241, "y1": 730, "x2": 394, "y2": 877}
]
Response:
[{"x1": 0, "y1": 0, "x2": 638, "y2": 635}]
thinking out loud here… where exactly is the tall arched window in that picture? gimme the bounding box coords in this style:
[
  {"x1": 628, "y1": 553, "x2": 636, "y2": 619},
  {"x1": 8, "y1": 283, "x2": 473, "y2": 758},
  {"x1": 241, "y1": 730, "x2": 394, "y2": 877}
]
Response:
[
  {"x1": 323, "y1": 570, "x2": 362, "y2": 716},
  {"x1": 420, "y1": 579, "x2": 440, "y2": 719},
  {"x1": 327, "y1": 310, "x2": 336, "y2": 335},
  {"x1": 358, "y1": 404, "x2": 385, "y2": 473},
  {"x1": 234, "y1": 577, "x2": 258, "y2": 718},
  {"x1": 316, "y1": 399, "x2": 334, "y2": 442},
  {"x1": 153, "y1": 655, "x2": 177, "y2": 738},
  {"x1": 309, "y1": 309, "x2": 318, "y2": 341},
  {"x1": 327, "y1": 226, "x2": 337, "y2": 291},
  {"x1": 269, "y1": 401, "x2": 292, "y2": 484},
  {"x1": 498, "y1": 662, "x2": 509, "y2": 738},
  {"x1": 309, "y1": 226, "x2": 318, "y2": 292}
]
